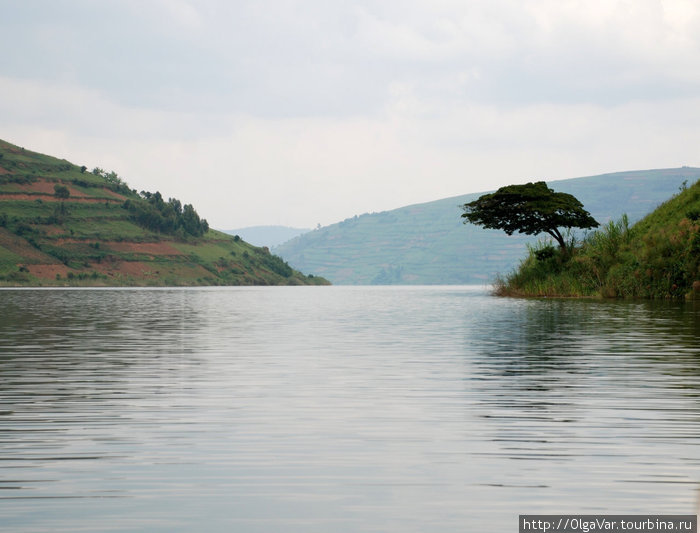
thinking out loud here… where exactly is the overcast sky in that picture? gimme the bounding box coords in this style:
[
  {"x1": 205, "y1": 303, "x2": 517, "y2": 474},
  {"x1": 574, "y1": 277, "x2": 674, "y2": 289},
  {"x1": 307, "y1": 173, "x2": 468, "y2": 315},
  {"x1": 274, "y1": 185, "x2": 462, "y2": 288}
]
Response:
[{"x1": 2, "y1": 0, "x2": 700, "y2": 229}]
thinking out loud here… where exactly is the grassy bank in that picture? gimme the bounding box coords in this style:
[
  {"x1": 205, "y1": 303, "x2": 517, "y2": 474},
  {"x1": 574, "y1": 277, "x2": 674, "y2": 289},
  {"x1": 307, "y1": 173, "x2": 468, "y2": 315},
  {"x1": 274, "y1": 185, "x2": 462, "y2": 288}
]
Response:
[{"x1": 496, "y1": 180, "x2": 700, "y2": 300}]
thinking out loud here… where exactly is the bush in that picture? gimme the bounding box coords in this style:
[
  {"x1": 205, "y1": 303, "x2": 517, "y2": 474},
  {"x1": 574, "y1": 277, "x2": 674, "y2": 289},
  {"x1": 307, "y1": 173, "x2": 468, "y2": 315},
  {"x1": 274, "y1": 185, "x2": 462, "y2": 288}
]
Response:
[
  {"x1": 54, "y1": 184, "x2": 70, "y2": 199},
  {"x1": 534, "y1": 245, "x2": 556, "y2": 261}
]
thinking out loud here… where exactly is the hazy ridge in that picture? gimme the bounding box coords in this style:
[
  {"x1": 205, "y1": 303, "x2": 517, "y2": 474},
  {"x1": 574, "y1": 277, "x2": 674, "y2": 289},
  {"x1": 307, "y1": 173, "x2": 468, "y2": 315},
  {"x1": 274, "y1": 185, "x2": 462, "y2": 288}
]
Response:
[
  {"x1": 274, "y1": 168, "x2": 700, "y2": 285},
  {"x1": 222, "y1": 225, "x2": 311, "y2": 248}
]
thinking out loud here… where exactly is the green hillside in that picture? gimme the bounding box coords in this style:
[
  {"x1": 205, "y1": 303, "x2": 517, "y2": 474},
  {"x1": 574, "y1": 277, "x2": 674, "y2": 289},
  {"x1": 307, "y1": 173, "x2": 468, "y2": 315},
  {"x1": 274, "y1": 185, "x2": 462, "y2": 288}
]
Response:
[
  {"x1": 274, "y1": 168, "x2": 700, "y2": 285},
  {"x1": 499, "y1": 179, "x2": 700, "y2": 299},
  {"x1": 0, "y1": 139, "x2": 328, "y2": 286}
]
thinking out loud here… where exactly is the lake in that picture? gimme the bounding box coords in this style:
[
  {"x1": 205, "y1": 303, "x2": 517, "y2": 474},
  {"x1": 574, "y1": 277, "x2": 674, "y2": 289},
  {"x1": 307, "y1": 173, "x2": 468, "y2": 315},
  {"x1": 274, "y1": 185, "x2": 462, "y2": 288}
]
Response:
[{"x1": 1, "y1": 286, "x2": 699, "y2": 532}]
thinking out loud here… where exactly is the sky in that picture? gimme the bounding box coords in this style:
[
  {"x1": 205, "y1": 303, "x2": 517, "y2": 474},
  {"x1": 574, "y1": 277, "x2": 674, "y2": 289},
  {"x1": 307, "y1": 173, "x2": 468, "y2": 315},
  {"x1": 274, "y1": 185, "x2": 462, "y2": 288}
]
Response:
[{"x1": 2, "y1": 0, "x2": 700, "y2": 229}]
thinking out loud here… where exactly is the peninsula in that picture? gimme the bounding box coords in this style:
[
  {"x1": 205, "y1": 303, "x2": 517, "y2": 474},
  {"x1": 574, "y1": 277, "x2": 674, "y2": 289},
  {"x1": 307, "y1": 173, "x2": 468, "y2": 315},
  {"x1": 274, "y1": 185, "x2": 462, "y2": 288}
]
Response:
[{"x1": 0, "y1": 139, "x2": 328, "y2": 286}]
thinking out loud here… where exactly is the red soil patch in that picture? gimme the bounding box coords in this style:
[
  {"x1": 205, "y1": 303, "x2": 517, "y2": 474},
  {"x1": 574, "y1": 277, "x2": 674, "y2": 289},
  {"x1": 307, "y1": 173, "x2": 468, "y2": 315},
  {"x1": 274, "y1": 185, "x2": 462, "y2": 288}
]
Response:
[
  {"x1": 0, "y1": 193, "x2": 121, "y2": 203},
  {"x1": 100, "y1": 189, "x2": 128, "y2": 201},
  {"x1": 8, "y1": 179, "x2": 125, "y2": 201},
  {"x1": 8, "y1": 179, "x2": 59, "y2": 195},
  {"x1": 0, "y1": 167, "x2": 9, "y2": 175},
  {"x1": 26, "y1": 263, "x2": 71, "y2": 279}
]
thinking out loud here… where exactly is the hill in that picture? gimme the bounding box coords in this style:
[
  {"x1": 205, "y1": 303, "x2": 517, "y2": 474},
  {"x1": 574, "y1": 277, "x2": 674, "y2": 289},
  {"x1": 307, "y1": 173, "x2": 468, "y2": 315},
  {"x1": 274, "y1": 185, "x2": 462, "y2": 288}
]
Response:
[
  {"x1": 498, "y1": 179, "x2": 700, "y2": 299},
  {"x1": 273, "y1": 168, "x2": 700, "y2": 285},
  {"x1": 0, "y1": 139, "x2": 328, "y2": 286},
  {"x1": 222, "y1": 225, "x2": 311, "y2": 248}
]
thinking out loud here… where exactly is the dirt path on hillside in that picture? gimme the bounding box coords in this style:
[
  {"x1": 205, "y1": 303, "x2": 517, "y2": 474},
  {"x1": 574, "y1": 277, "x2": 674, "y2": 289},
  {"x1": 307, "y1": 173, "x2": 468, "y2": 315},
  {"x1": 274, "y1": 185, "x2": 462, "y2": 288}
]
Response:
[{"x1": 0, "y1": 193, "x2": 122, "y2": 203}]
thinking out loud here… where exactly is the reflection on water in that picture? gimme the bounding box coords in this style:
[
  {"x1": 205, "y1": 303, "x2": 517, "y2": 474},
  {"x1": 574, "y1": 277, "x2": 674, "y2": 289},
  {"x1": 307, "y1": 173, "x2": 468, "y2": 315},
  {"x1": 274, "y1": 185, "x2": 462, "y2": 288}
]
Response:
[
  {"x1": 468, "y1": 297, "x2": 700, "y2": 519},
  {"x1": 0, "y1": 287, "x2": 699, "y2": 532}
]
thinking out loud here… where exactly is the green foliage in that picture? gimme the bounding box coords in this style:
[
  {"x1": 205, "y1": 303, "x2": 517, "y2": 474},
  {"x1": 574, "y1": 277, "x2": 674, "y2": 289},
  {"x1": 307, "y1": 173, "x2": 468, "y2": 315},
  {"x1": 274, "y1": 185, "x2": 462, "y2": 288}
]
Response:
[
  {"x1": 533, "y1": 245, "x2": 556, "y2": 262},
  {"x1": 276, "y1": 168, "x2": 700, "y2": 285},
  {"x1": 500, "y1": 180, "x2": 700, "y2": 299},
  {"x1": 54, "y1": 184, "x2": 70, "y2": 200},
  {"x1": 0, "y1": 174, "x2": 36, "y2": 185},
  {"x1": 123, "y1": 191, "x2": 208, "y2": 237},
  {"x1": 462, "y1": 181, "x2": 599, "y2": 251},
  {"x1": 0, "y1": 270, "x2": 30, "y2": 283},
  {"x1": 91, "y1": 168, "x2": 132, "y2": 194},
  {"x1": 0, "y1": 137, "x2": 327, "y2": 286},
  {"x1": 50, "y1": 201, "x2": 69, "y2": 223},
  {"x1": 259, "y1": 252, "x2": 293, "y2": 277}
]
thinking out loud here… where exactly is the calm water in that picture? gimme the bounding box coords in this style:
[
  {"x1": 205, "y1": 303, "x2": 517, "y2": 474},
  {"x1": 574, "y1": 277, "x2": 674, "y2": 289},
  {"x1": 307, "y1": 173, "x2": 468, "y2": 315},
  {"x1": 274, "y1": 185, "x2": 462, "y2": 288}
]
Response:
[{"x1": 1, "y1": 286, "x2": 699, "y2": 532}]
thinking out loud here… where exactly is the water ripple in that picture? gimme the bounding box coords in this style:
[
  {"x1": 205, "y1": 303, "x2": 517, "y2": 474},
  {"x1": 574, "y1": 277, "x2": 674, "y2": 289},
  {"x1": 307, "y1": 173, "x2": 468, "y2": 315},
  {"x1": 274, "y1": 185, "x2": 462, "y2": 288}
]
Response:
[{"x1": 1, "y1": 287, "x2": 699, "y2": 532}]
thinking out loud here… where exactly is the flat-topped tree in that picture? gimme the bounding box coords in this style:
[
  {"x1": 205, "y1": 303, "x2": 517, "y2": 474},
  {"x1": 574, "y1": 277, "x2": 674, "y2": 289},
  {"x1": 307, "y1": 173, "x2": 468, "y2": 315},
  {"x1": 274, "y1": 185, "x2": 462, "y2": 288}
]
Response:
[{"x1": 461, "y1": 181, "x2": 599, "y2": 252}]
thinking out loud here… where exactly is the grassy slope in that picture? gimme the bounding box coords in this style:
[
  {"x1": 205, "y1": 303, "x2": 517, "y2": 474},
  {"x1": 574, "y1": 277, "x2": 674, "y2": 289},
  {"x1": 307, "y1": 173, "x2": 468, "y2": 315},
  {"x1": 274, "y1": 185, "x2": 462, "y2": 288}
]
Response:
[
  {"x1": 498, "y1": 179, "x2": 700, "y2": 299},
  {"x1": 274, "y1": 168, "x2": 700, "y2": 285},
  {"x1": 0, "y1": 139, "x2": 328, "y2": 286}
]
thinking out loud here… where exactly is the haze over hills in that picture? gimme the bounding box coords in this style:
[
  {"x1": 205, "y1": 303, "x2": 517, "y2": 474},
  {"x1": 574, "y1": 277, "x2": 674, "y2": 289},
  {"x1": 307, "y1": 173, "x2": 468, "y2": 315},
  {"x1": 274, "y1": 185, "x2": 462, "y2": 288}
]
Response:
[
  {"x1": 222, "y1": 225, "x2": 311, "y2": 248},
  {"x1": 273, "y1": 168, "x2": 700, "y2": 285},
  {"x1": 0, "y1": 139, "x2": 327, "y2": 286}
]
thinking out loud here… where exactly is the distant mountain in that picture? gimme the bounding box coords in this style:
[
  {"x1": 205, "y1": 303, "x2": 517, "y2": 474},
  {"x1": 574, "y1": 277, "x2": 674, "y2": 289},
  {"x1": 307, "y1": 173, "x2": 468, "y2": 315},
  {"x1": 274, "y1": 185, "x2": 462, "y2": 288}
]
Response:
[
  {"x1": 0, "y1": 139, "x2": 328, "y2": 286},
  {"x1": 222, "y1": 225, "x2": 311, "y2": 248},
  {"x1": 273, "y1": 168, "x2": 700, "y2": 285}
]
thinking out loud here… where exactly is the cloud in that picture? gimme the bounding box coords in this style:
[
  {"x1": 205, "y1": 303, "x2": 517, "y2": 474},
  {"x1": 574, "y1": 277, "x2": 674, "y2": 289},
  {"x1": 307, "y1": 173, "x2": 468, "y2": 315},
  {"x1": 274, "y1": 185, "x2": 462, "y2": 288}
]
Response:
[
  {"x1": 2, "y1": 1, "x2": 700, "y2": 228},
  {"x1": 6, "y1": 1, "x2": 700, "y2": 114}
]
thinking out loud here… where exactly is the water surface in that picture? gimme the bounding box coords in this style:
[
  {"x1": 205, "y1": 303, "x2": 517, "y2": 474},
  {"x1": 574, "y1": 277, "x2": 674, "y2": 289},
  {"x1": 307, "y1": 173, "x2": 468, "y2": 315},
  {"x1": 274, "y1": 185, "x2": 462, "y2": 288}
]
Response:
[{"x1": 1, "y1": 287, "x2": 699, "y2": 532}]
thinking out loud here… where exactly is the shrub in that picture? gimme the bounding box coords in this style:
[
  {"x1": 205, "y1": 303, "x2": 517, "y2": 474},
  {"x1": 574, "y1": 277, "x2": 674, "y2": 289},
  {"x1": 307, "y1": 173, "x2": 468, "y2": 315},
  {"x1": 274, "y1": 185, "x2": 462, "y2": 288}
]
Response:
[{"x1": 534, "y1": 245, "x2": 556, "y2": 261}]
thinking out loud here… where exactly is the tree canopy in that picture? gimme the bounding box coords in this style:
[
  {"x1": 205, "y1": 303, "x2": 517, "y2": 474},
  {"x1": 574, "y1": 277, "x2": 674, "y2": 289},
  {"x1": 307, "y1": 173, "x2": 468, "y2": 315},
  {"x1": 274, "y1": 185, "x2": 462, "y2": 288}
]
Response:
[
  {"x1": 53, "y1": 184, "x2": 70, "y2": 200},
  {"x1": 461, "y1": 181, "x2": 599, "y2": 251},
  {"x1": 122, "y1": 190, "x2": 209, "y2": 238}
]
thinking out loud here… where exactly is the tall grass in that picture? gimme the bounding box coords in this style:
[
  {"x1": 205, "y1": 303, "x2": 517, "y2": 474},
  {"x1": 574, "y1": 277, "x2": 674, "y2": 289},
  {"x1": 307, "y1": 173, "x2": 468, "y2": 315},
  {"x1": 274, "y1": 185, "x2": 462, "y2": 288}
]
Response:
[{"x1": 498, "y1": 181, "x2": 700, "y2": 299}]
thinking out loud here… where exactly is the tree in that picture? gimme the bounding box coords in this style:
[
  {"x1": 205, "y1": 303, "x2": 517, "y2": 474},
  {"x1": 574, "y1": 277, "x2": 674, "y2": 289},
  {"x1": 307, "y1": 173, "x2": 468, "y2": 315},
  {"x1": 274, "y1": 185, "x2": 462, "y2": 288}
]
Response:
[
  {"x1": 54, "y1": 184, "x2": 70, "y2": 200},
  {"x1": 53, "y1": 184, "x2": 70, "y2": 220},
  {"x1": 461, "y1": 181, "x2": 599, "y2": 251}
]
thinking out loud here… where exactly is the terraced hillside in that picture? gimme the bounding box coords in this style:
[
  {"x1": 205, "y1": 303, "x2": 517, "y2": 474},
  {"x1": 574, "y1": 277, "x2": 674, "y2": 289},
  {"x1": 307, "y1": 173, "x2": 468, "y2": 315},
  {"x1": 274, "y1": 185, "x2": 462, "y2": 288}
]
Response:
[{"x1": 0, "y1": 139, "x2": 328, "y2": 286}]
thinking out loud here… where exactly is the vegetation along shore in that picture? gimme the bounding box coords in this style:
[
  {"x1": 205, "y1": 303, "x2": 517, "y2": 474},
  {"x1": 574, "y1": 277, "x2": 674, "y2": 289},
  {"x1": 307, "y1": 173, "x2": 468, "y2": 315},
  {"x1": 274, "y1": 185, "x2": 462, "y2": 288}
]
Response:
[
  {"x1": 0, "y1": 139, "x2": 329, "y2": 286},
  {"x1": 473, "y1": 180, "x2": 700, "y2": 300}
]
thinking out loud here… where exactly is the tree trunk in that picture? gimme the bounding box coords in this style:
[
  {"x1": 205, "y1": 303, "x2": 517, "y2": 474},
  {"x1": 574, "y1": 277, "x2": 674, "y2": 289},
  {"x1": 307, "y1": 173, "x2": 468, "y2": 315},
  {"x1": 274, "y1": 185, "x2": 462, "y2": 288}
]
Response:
[{"x1": 547, "y1": 228, "x2": 567, "y2": 252}]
